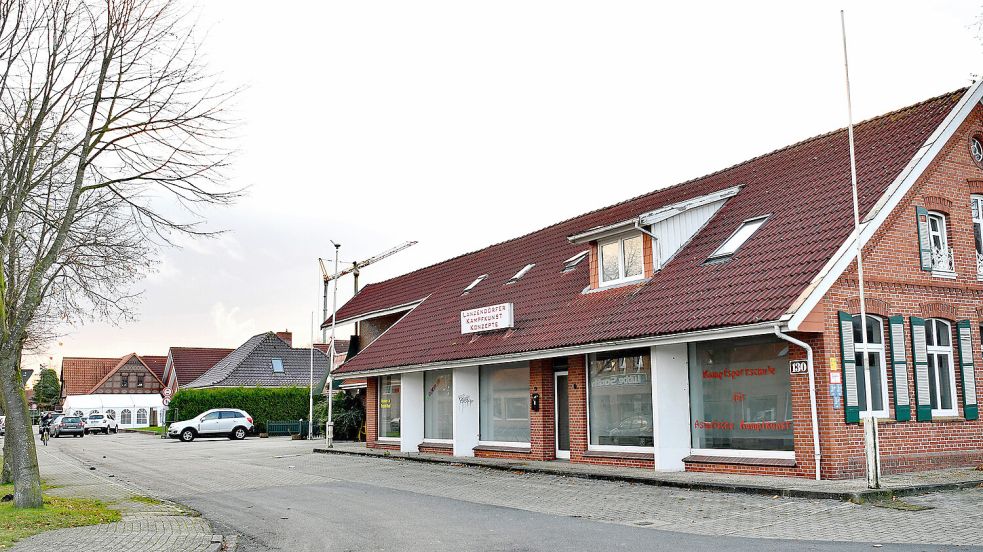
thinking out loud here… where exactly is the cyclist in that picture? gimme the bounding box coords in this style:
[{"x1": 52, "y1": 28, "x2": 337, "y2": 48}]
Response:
[{"x1": 38, "y1": 411, "x2": 52, "y2": 440}]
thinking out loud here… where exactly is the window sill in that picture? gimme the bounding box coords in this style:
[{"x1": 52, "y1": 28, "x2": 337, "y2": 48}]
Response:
[
  {"x1": 473, "y1": 444, "x2": 531, "y2": 454},
  {"x1": 376, "y1": 437, "x2": 401, "y2": 443},
  {"x1": 931, "y1": 270, "x2": 957, "y2": 279},
  {"x1": 582, "y1": 450, "x2": 655, "y2": 461},
  {"x1": 683, "y1": 455, "x2": 797, "y2": 468},
  {"x1": 930, "y1": 416, "x2": 965, "y2": 423},
  {"x1": 419, "y1": 440, "x2": 453, "y2": 450},
  {"x1": 585, "y1": 277, "x2": 649, "y2": 294}
]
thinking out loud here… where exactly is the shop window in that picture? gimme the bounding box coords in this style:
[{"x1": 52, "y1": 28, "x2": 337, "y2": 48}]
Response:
[
  {"x1": 424, "y1": 369, "x2": 453, "y2": 440},
  {"x1": 689, "y1": 336, "x2": 793, "y2": 453},
  {"x1": 378, "y1": 375, "x2": 401, "y2": 439},
  {"x1": 852, "y1": 315, "x2": 889, "y2": 418},
  {"x1": 925, "y1": 319, "x2": 958, "y2": 416},
  {"x1": 708, "y1": 216, "x2": 768, "y2": 260},
  {"x1": 120, "y1": 409, "x2": 132, "y2": 425},
  {"x1": 587, "y1": 348, "x2": 653, "y2": 449},
  {"x1": 598, "y1": 234, "x2": 644, "y2": 285},
  {"x1": 136, "y1": 409, "x2": 148, "y2": 425},
  {"x1": 479, "y1": 362, "x2": 530, "y2": 444}
]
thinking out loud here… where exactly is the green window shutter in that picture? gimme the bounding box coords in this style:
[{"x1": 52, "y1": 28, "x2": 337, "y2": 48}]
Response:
[
  {"x1": 915, "y1": 207, "x2": 933, "y2": 271},
  {"x1": 956, "y1": 321, "x2": 979, "y2": 421},
  {"x1": 910, "y1": 316, "x2": 932, "y2": 421},
  {"x1": 838, "y1": 311, "x2": 860, "y2": 423},
  {"x1": 887, "y1": 315, "x2": 911, "y2": 421}
]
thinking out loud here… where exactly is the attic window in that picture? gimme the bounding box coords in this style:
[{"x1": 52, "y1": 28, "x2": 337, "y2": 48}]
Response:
[
  {"x1": 462, "y1": 274, "x2": 488, "y2": 294},
  {"x1": 708, "y1": 215, "x2": 769, "y2": 260},
  {"x1": 506, "y1": 264, "x2": 535, "y2": 284},
  {"x1": 562, "y1": 251, "x2": 588, "y2": 272},
  {"x1": 271, "y1": 358, "x2": 284, "y2": 373}
]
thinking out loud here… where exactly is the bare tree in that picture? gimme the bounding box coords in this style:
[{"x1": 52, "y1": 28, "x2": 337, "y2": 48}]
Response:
[{"x1": 0, "y1": 0, "x2": 238, "y2": 508}]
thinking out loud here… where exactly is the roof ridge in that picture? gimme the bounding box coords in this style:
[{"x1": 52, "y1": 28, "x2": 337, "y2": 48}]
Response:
[{"x1": 349, "y1": 87, "x2": 967, "y2": 294}]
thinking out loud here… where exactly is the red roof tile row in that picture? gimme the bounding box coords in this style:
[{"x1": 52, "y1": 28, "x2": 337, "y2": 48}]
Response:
[{"x1": 333, "y1": 89, "x2": 965, "y2": 375}]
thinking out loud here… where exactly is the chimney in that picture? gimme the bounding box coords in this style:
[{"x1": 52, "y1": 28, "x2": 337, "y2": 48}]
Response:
[{"x1": 275, "y1": 330, "x2": 292, "y2": 347}]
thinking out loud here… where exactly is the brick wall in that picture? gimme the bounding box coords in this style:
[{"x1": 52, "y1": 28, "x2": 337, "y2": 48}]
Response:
[{"x1": 813, "y1": 103, "x2": 983, "y2": 479}]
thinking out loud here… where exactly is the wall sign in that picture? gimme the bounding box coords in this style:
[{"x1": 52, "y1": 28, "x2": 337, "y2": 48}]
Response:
[
  {"x1": 461, "y1": 303, "x2": 514, "y2": 334},
  {"x1": 789, "y1": 360, "x2": 809, "y2": 375}
]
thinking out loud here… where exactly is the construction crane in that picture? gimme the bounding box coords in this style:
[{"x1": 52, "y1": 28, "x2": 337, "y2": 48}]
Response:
[{"x1": 318, "y1": 240, "x2": 417, "y2": 342}]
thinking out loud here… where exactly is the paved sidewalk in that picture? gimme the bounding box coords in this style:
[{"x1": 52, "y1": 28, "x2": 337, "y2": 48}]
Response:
[
  {"x1": 314, "y1": 442, "x2": 983, "y2": 500},
  {"x1": 10, "y1": 439, "x2": 223, "y2": 552}
]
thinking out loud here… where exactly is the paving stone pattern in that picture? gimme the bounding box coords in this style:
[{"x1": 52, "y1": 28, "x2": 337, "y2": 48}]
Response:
[
  {"x1": 9, "y1": 436, "x2": 216, "y2": 552},
  {"x1": 42, "y1": 434, "x2": 983, "y2": 547}
]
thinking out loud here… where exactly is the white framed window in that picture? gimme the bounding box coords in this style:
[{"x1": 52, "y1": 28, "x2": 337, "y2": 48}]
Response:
[
  {"x1": 708, "y1": 215, "x2": 769, "y2": 260},
  {"x1": 972, "y1": 196, "x2": 983, "y2": 279},
  {"x1": 562, "y1": 251, "x2": 589, "y2": 272},
  {"x1": 120, "y1": 409, "x2": 132, "y2": 425},
  {"x1": 506, "y1": 264, "x2": 535, "y2": 284},
  {"x1": 925, "y1": 319, "x2": 959, "y2": 417},
  {"x1": 587, "y1": 348, "x2": 654, "y2": 453},
  {"x1": 852, "y1": 315, "x2": 889, "y2": 419},
  {"x1": 598, "y1": 233, "x2": 644, "y2": 285},
  {"x1": 927, "y1": 211, "x2": 954, "y2": 274},
  {"x1": 136, "y1": 409, "x2": 148, "y2": 425},
  {"x1": 462, "y1": 274, "x2": 487, "y2": 294}
]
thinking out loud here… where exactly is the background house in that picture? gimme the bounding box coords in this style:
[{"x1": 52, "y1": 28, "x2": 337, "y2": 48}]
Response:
[
  {"x1": 60, "y1": 353, "x2": 167, "y2": 427},
  {"x1": 184, "y1": 331, "x2": 330, "y2": 389},
  {"x1": 161, "y1": 346, "x2": 234, "y2": 395}
]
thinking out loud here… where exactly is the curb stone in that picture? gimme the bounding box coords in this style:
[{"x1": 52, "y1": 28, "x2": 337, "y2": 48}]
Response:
[{"x1": 312, "y1": 446, "x2": 983, "y2": 502}]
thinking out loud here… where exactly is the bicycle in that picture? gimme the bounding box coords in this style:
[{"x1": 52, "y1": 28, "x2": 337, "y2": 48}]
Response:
[{"x1": 40, "y1": 424, "x2": 50, "y2": 446}]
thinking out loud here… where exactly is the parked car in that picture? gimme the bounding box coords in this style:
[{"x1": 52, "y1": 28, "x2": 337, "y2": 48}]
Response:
[
  {"x1": 167, "y1": 409, "x2": 253, "y2": 442},
  {"x1": 50, "y1": 415, "x2": 85, "y2": 438},
  {"x1": 84, "y1": 413, "x2": 118, "y2": 434}
]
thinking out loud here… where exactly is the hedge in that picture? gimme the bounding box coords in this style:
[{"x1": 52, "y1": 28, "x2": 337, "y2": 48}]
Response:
[{"x1": 168, "y1": 387, "x2": 324, "y2": 433}]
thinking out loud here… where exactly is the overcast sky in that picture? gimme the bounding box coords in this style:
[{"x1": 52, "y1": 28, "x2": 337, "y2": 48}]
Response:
[{"x1": 24, "y1": 1, "x2": 983, "y2": 379}]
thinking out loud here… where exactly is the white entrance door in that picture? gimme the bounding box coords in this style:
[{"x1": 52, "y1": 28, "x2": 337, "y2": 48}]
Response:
[{"x1": 555, "y1": 371, "x2": 570, "y2": 459}]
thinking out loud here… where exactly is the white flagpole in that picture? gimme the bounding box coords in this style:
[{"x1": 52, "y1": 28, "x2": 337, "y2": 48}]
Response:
[
  {"x1": 326, "y1": 241, "x2": 341, "y2": 447},
  {"x1": 308, "y1": 309, "x2": 314, "y2": 440},
  {"x1": 841, "y1": 9, "x2": 880, "y2": 489}
]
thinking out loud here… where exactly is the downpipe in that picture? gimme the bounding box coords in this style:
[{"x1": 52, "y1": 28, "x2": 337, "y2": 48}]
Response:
[{"x1": 773, "y1": 326, "x2": 822, "y2": 481}]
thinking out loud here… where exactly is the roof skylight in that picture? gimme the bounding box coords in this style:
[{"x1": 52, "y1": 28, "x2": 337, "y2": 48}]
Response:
[
  {"x1": 462, "y1": 274, "x2": 488, "y2": 294},
  {"x1": 562, "y1": 251, "x2": 589, "y2": 272},
  {"x1": 708, "y1": 215, "x2": 769, "y2": 260},
  {"x1": 271, "y1": 358, "x2": 284, "y2": 373},
  {"x1": 506, "y1": 264, "x2": 535, "y2": 284}
]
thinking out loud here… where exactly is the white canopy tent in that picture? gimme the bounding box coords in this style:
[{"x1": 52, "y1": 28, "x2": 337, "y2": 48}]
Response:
[{"x1": 61, "y1": 394, "x2": 164, "y2": 428}]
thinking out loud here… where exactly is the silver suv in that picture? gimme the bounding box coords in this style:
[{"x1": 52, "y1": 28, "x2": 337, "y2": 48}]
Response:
[{"x1": 167, "y1": 409, "x2": 253, "y2": 442}]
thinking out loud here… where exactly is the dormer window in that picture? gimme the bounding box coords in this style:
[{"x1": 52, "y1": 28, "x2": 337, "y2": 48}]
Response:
[
  {"x1": 708, "y1": 215, "x2": 769, "y2": 260},
  {"x1": 599, "y1": 234, "x2": 644, "y2": 285},
  {"x1": 463, "y1": 274, "x2": 488, "y2": 294},
  {"x1": 506, "y1": 264, "x2": 535, "y2": 284}
]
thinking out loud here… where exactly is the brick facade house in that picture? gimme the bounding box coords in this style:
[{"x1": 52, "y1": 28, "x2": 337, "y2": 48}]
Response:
[
  {"x1": 60, "y1": 353, "x2": 168, "y2": 427},
  {"x1": 327, "y1": 85, "x2": 983, "y2": 479}
]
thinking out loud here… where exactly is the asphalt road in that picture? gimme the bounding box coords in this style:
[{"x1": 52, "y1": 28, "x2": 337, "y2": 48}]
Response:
[{"x1": 32, "y1": 433, "x2": 983, "y2": 552}]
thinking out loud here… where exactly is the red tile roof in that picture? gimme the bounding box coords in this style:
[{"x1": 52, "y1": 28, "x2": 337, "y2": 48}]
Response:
[
  {"x1": 167, "y1": 347, "x2": 234, "y2": 386},
  {"x1": 141, "y1": 355, "x2": 168, "y2": 380},
  {"x1": 313, "y1": 340, "x2": 350, "y2": 356},
  {"x1": 61, "y1": 357, "x2": 120, "y2": 396},
  {"x1": 333, "y1": 89, "x2": 965, "y2": 375}
]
